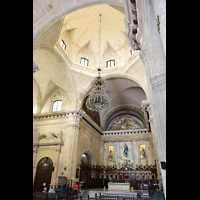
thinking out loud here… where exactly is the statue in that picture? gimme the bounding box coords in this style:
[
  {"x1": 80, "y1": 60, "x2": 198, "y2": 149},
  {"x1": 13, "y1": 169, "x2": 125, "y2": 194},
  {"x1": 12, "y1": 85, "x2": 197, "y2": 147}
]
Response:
[
  {"x1": 141, "y1": 148, "x2": 146, "y2": 158},
  {"x1": 109, "y1": 149, "x2": 113, "y2": 158},
  {"x1": 123, "y1": 143, "x2": 128, "y2": 157}
]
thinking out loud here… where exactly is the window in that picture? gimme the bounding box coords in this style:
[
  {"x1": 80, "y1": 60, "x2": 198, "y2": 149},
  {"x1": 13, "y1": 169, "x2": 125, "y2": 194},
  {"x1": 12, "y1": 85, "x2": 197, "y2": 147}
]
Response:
[
  {"x1": 81, "y1": 154, "x2": 89, "y2": 165},
  {"x1": 106, "y1": 60, "x2": 115, "y2": 68},
  {"x1": 52, "y1": 100, "x2": 62, "y2": 112},
  {"x1": 80, "y1": 57, "x2": 89, "y2": 66},
  {"x1": 60, "y1": 40, "x2": 66, "y2": 50}
]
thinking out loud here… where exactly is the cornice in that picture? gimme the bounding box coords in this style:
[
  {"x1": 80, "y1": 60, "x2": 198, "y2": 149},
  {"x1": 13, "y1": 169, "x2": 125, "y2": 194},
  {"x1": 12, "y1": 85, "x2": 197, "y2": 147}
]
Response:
[{"x1": 33, "y1": 111, "x2": 151, "y2": 140}]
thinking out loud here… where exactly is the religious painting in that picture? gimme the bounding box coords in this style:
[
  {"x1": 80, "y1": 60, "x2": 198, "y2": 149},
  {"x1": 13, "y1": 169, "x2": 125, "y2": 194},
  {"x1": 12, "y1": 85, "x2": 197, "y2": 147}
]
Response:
[
  {"x1": 106, "y1": 114, "x2": 144, "y2": 131},
  {"x1": 108, "y1": 146, "x2": 114, "y2": 158},
  {"x1": 140, "y1": 144, "x2": 146, "y2": 159}
]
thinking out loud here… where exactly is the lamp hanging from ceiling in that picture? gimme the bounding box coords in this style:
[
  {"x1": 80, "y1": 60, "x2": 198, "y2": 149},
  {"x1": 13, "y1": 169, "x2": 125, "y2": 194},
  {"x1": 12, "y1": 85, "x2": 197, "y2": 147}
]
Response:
[{"x1": 86, "y1": 14, "x2": 110, "y2": 112}]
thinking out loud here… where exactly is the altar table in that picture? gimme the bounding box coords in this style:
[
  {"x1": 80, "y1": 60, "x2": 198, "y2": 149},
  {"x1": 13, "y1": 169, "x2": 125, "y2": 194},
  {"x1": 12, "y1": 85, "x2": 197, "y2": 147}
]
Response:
[{"x1": 108, "y1": 182, "x2": 130, "y2": 191}]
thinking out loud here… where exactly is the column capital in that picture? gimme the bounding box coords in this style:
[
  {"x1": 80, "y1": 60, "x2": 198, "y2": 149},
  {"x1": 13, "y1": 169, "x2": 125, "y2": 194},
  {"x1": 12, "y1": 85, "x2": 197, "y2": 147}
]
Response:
[{"x1": 141, "y1": 100, "x2": 151, "y2": 110}]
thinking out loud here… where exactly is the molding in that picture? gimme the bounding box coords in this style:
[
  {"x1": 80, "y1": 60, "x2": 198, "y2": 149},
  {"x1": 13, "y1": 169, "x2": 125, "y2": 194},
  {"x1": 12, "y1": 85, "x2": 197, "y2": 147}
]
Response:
[
  {"x1": 33, "y1": 133, "x2": 63, "y2": 147},
  {"x1": 103, "y1": 128, "x2": 149, "y2": 135},
  {"x1": 150, "y1": 72, "x2": 166, "y2": 91},
  {"x1": 33, "y1": 111, "x2": 152, "y2": 140},
  {"x1": 102, "y1": 128, "x2": 152, "y2": 142}
]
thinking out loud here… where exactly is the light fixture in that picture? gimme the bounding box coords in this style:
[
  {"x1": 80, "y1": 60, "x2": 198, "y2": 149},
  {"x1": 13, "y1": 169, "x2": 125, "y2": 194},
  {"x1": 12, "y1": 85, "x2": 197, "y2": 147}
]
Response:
[{"x1": 86, "y1": 14, "x2": 110, "y2": 112}]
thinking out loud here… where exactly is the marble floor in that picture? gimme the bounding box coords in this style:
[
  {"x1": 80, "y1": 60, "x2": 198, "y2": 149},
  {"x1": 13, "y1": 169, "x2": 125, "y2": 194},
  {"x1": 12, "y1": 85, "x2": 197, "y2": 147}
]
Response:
[{"x1": 80, "y1": 188, "x2": 150, "y2": 199}]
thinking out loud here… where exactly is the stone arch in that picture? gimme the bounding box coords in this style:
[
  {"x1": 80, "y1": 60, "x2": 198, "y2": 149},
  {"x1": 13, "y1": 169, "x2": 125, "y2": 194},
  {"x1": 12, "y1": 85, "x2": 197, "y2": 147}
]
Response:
[
  {"x1": 33, "y1": 77, "x2": 41, "y2": 114},
  {"x1": 101, "y1": 105, "x2": 145, "y2": 131},
  {"x1": 33, "y1": 0, "x2": 124, "y2": 41},
  {"x1": 78, "y1": 72, "x2": 149, "y2": 111},
  {"x1": 33, "y1": 46, "x2": 77, "y2": 107},
  {"x1": 81, "y1": 151, "x2": 97, "y2": 165},
  {"x1": 34, "y1": 157, "x2": 54, "y2": 192}
]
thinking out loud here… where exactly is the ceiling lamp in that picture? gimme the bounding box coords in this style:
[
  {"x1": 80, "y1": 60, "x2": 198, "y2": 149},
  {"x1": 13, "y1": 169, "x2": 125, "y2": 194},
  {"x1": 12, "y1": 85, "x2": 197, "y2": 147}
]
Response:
[{"x1": 86, "y1": 14, "x2": 111, "y2": 112}]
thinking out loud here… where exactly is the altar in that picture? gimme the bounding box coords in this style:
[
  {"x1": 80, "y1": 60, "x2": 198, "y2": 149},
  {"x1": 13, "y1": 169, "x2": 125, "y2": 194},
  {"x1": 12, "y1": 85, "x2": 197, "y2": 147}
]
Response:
[{"x1": 108, "y1": 182, "x2": 130, "y2": 191}]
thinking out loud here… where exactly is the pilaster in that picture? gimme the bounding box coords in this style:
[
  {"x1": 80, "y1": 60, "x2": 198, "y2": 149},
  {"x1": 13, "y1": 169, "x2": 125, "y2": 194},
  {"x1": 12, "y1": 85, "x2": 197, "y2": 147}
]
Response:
[{"x1": 135, "y1": 0, "x2": 166, "y2": 196}]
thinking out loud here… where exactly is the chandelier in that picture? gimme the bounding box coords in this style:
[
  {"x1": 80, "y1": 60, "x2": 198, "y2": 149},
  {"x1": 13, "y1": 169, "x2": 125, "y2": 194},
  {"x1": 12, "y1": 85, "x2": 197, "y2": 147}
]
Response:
[
  {"x1": 86, "y1": 14, "x2": 111, "y2": 112},
  {"x1": 86, "y1": 68, "x2": 110, "y2": 112}
]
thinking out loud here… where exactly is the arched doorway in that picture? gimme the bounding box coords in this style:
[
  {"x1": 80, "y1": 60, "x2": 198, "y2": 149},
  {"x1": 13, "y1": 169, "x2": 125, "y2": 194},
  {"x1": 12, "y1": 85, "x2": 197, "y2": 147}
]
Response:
[
  {"x1": 79, "y1": 152, "x2": 103, "y2": 188},
  {"x1": 34, "y1": 157, "x2": 53, "y2": 192}
]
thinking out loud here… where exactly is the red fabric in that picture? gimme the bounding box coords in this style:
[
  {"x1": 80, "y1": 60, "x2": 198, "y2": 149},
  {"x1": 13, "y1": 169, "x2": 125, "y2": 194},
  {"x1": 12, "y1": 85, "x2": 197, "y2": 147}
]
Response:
[{"x1": 74, "y1": 184, "x2": 78, "y2": 191}]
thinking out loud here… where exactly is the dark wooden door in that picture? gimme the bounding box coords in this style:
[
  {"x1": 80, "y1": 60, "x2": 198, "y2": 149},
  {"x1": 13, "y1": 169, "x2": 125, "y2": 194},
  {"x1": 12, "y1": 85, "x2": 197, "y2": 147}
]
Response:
[{"x1": 34, "y1": 157, "x2": 53, "y2": 192}]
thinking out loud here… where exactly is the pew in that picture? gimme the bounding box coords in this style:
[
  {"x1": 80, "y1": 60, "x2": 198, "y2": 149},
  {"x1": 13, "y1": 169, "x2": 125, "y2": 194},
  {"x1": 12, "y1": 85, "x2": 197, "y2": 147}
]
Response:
[
  {"x1": 47, "y1": 193, "x2": 58, "y2": 200},
  {"x1": 33, "y1": 192, "x2": 47, "y2": 200},
  {"x1": 33, "y1": 192, "x2": 82, "y2": 200}
]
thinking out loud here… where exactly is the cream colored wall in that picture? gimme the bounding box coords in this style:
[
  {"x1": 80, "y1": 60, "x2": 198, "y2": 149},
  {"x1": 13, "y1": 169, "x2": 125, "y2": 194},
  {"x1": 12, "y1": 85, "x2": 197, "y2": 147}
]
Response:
[
  {"x1": 77, "y1": 120, "x2": 101, "y2": 166},
  {"x1": 33, "y1": 113, "x2": 102, "y2": 185}
]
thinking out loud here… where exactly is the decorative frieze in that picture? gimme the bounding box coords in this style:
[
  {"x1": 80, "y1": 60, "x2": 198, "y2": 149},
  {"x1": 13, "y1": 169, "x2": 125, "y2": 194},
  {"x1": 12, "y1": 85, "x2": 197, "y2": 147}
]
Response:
[
  {"x1": 33, "y1": 111, "x2": 82, "y2": 120},
  {"x1": 103, "y1": 129, "x2": 149, "y2": 136}
]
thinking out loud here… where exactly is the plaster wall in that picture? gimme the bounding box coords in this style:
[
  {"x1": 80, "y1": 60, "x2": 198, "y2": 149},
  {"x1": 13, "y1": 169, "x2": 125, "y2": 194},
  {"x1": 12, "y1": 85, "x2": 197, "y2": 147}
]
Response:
[{"x1": 33, "y1": 115, "x2": 102, "y2": 185}]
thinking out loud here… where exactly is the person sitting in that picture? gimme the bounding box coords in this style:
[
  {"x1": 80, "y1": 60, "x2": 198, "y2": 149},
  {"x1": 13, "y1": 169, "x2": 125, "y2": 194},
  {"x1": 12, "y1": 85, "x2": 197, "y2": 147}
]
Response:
[
  {"x1": 48, "y1": 186, "x2": 55, "y2": 193},
  {"x1": 42, "y1": 187, "x2": 47, "y2": 193}
]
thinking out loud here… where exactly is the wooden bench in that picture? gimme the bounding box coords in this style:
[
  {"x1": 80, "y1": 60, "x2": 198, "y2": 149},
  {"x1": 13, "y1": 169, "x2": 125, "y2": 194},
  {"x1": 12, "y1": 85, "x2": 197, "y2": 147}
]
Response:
[
  {"x1": 47, "y1": 193, "x2": 59, "y2": 200},
  {"x1": 33, "y1": 192, "x2": 47, "y2": 200},
  {"x1": 33, "y1": 192, "x2": 82, "y2": 200}
]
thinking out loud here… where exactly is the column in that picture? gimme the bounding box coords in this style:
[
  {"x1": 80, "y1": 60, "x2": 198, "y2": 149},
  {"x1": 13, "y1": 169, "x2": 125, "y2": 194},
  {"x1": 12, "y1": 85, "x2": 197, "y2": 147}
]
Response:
[
  {"x1": 33, "y1": 146, "x2": 38, "y2": 185},
  {"x1": 58, "y1": 113, "x2": 81, "y2": 184},
  {"x1": 50, "y1": 145, "x2": 61, "y2": 186},
  {"x1": 100, "y1": 140, "x2": 104, "y2": 164},
  {"x1": 136, "y1": 0, "x2": 166, "y2": 195},
  {"x1": 147, "y1": 105, "x2": 163, "y2": 191},
  {"x1": 116, "y1": 140, "x2": 120, "y2": 168},
  {"x1": 69, "y1": 114, "x2": 81, "y2": 184},
  {"x1": 132, "y1": 139, "x2": 136, "y2": 167}
]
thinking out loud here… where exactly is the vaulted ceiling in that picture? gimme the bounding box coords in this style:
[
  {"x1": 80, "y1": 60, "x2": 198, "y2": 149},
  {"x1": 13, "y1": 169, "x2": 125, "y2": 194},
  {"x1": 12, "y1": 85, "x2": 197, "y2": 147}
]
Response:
[{"x1": 33, "y1": 4, "x2": 149, "y2": 129}]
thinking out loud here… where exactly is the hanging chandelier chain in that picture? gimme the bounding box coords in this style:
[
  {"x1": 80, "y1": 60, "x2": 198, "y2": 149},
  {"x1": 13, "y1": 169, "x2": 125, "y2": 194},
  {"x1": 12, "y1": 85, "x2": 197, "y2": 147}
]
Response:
[
  {"x1": 85, "y1": 13, "x2": 111, "y2": 112},
  {"x1": 98, "y1": 14, "x2": 101, "y2": 71}
]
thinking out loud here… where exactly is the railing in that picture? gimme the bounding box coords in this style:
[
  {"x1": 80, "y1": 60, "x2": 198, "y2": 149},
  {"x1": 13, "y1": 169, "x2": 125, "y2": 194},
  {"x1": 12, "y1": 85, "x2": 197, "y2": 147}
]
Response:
[
  {"x1": 87, "y1": 193, "x2": 150, "y2": 200},
  {"x1": 102, "y1": 129, "x2": 150, "y2": 136}
]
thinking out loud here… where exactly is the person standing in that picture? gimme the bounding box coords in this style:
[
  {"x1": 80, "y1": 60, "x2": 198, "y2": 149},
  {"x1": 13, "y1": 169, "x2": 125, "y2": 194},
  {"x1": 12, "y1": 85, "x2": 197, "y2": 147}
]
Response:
[
  {"x1": 62, "y1": 182, "x2": 68, "y2": 194},
  {"x1": 73, "y1": 182, "x2": 79, "y2": 199}
]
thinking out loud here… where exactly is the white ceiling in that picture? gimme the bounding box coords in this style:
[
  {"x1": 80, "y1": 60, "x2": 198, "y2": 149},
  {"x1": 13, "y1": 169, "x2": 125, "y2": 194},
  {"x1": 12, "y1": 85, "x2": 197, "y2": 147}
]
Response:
[{"x1": 33, "y1": 4, "x2": 149, "y2": 129}]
